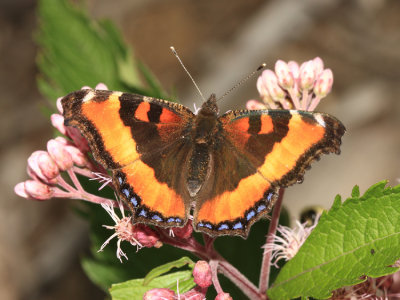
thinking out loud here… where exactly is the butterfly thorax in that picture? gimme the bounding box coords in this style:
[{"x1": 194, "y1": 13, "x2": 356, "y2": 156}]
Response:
[{"x1": 186, "y1": 94, "x2": 220, "y2": 197}]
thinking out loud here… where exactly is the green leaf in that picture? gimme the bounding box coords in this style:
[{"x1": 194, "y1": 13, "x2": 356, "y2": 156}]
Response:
[
  {"x1": 110, "y1": 270, "x2": 194, "y2": 300},
  {"x1": 36, "y1": 0, "x2": 144, "y2": 102},
  {"x1": 81, "y1": 257, "x2": 133, "y2": 292},
  {"x1": 268, "y1": 181, "x2": 400, "y2": 299},
  {"x1": 351, "y1": 185, "x2": 360, "y2": 197},
  {"x1": 143, "y1": 257, "x2": 194, "y2": 286}
]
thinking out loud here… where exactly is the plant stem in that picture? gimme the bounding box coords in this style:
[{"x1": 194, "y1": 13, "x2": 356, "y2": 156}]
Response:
[{"x1": 258, "y1": 188, "x2": 285, "y2": 295}]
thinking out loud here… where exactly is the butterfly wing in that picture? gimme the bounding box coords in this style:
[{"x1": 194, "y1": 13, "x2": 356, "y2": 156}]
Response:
[
  {"x1": 194, "y1": 109, "x2": 345, "y2": 237},
  {"x1": 62, "y1": 89, "x2": 195, "y2": 227}
]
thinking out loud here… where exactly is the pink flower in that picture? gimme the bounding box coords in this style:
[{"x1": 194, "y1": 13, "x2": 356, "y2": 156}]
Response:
[
  {"x1": 27, "y1": 150, "x2": 59, "y2": 183},
  {"x1": 180, "y1": 286, "x2": 207, "y2": 300},
  {"x1": 263, "y1": 221, "x2": 316, "y2": 267},
  {"x1": 47, "y1": 139, "x2": 74, "y2": 171},
  {"x1": 99, "y1": 202, "x2": 162, "y2": 262},
  {"x1": 250, "y1": 57, "x2": 333, "y2": 111},
  {"x1": 215, "y1": 292, "x2": 233, "y2": 300},
  {"x1": 143, "y1": 288, "x2": 175, "y2": 300},
  {"x1": 193, "y1": 261, "x2": 212, "y2": 288},
  {"x1": 15, "y1": 180, "x2": 54, "y2": 201}
]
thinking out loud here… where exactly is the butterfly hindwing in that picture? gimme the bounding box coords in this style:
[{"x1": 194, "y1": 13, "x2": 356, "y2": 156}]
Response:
[
  {"x1": 194, "y1": 109, "x2": 345, "y2": 237},
  {"x1": 62, "y1": 89, "x2": 195, "y2": 227}
]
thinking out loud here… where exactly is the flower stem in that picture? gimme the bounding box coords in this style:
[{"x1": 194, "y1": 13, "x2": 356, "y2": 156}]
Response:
[
  {"x1": 259, "y1": 188, "x2": 285, "y2": 295},
  {"x1": 210, "y1": 260, "x2": 223, "y2": 294}
]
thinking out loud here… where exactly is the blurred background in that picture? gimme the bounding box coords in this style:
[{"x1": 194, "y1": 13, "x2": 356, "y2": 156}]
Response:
[{"x1": 1, "y1": 0, "x2": 399, "y2": 299}]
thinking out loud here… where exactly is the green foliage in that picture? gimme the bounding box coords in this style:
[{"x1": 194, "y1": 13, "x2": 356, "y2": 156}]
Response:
[
  {"x1": 268, "y1": 181, "x2": 400, "y2": 299},
  {"x1": 110, "y1": 271, "x2": 194, "y2": 300},
  {"x1": 143, "y1": 257, "x2": 194, "y2": 286},
  {"x1": 36, "y1": 0, "x2": 166, "y2": 102},
  {"x1": 108, "y1": 257, "x2": 196, "y2": 299}
]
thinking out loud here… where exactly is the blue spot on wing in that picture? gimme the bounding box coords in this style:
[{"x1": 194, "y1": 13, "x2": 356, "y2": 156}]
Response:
[
  {"x1": 218, "y1": 224, "x2": 229, "y2": 230},
  {"x1": 267, "y1": 193, "x2": 273, "y2": 201},
  {"x1": 122, "y1": 188, "x2": 130, "y2": 198},
  {"x1": 246, "y1": 210, "x2": 256, "y2": 221},
  {"x1": 257, "y1": 204, "x2": 267, "y2": 212},
  {"x1": 130, "y1": 197, "x2": 138, "y2": 207},
  {"x1": 233, "y1": 222, "x2": 243, "y2": 229},
  {"x1": 138, "y1": 209, "x2": 147, "y2": 217},
  {"x1": 118, "y1": 176, "x2": 123, "y2": 185},
  {"x1": 198, "y1": 222, "x2": 212, "y2": 229},
  {"x1": 175, "y1": 218, "x2": 182, "y2": 223},
  {"x1": 152, "y1": 215, "x2": 162, "y2": 222},
  {"x1": 167, "y1": 218, "x2": 175, "y2": 223}
]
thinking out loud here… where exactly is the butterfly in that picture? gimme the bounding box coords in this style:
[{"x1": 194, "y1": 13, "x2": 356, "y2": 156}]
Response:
[{"x1": 62, "y1": 89, "x2": 345, "y2": 238}]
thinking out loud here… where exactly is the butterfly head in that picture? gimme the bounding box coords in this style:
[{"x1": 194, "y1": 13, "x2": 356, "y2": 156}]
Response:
[{"x1": 199, "y1": 94, "x2": 219, "y2": 116}]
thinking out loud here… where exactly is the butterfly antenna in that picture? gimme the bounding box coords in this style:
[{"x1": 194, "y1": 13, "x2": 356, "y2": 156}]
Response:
[
  {"x1": 217, "y1": 63, "x2": 267, "y2": 102},
  {"x1": 170, "y1": 46, "x2": 206, "y2": 102}
]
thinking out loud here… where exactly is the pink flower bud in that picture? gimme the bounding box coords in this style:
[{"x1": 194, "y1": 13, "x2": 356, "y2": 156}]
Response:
[
  {"x1": 54, "y1": 136, "x2": 68, "y2": 145},
  {"x1": 193, "y1": 260, "x2": 212, "y2": 288},
  {"x1": 260, "y1": 70, "x2": 286, "y2": 101},
  {"x1": 275, "y1": 60, "x2": 294, "y2": 89},
  {"x1": 14, "y1": 182, "x2": 29, "y2": 198},
  {"x1": 47, "y1": 139, "x2": 73, "y2": 171},
  {"x1": 56, "y1": 97, "x2": 63, "y2": 114},
  {"x1": 95, "y1": 83, "x2": 108, "y2": 90},
  {"x1": 215, "y1": 292, "x2": 233, "y2": 300},
  {"x1": 143, "y1": 288, "x2": 175, "y2": 300},
  {"x1": 133, "y1": 224, "x2": 162, "y2": 248},
  {"x1": 313, "y1": 57, "x2": 324, "y2": 77},
  {"x1": 256, "y1": 76, "x2": 269, "y2": 98},
  {"x1": 81, "y1": 86, "x2": 91, "y2": 90},
  {"x1": 65, "y1": 145, "x2": 88, "y2": 167},
  {"x1": 172, "y1": 220, "x2": 193, "y2": 239},
  {"x1": 299, "y1": 60, "x2": 316, "y2": 91},
  {"x1": 288, "y1": 61, "x2": 300, "y2": 80},
  {"x1": 314, "y1": 69, "x2": 333, "y2": 97},
  {"x1": 181, "y1": 287, "x2": 207, "y2": 300},
  {"x1": 51, "y1": 114, "x2": 67, "y2": 135},
  {"x1": 24, "y1": 180, "x2": 54, "y2": 200},
  {"x1": 66, "y1": 127, "x2": 90, "y2": 153},
  {"x1": 37, "y1": 151, "x2": 60, "y2": 181},
  {"x1": 27, "y1": 151, "x2": 48, "y2": 182},
  {"x1": 246, "y1": 100, "x2": 267, "y2": 110}
]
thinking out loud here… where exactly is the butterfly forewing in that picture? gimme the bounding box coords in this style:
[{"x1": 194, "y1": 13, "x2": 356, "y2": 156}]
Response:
[{"x1": 62, "y1": 89, "x2": 195, "y2": 227}]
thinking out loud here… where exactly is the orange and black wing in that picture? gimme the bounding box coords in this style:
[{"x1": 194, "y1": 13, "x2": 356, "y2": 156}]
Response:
[
  {"x1": 62, "y1": 89, "x2": 195, "y2": 227},
  {"x1": 193, "y1": 109, "x2": 345, "y2": 238}
]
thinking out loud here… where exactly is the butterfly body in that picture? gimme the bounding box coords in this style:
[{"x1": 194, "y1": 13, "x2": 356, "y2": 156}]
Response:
[{"x1": 62, "y1": 89, "x2": 345, "y2": 238}]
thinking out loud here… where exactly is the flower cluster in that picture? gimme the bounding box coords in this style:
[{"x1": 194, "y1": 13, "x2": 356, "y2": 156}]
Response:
[
  {"x1": 143, "y1": 260, "x2": 232, "y2": 300},
  {"x1": 247, "y1": 57, "x2": 333, "y2": 111}
]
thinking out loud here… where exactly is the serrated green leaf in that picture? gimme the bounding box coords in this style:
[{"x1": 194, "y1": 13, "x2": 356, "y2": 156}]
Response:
[
  {"x1": 36, "y1": 0, "x2": 144, "y2": 101},
  {"x1": 143, "y1": 257, "x2": 194, "y2": 286},
  {"x1": 110, "y1": 270, "x2": 194, "y2": 300},
  {"x1": 268, "y1": 181, "x2": 400, "y2": 299},
  {"x1": 351, "y1": 185, "x2": 360, "y2": 197}
]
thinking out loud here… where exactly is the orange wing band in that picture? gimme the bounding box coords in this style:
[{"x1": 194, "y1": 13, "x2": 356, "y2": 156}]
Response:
[{"x1": 81, "y1": 94, "x2": 140, "y2": 166}]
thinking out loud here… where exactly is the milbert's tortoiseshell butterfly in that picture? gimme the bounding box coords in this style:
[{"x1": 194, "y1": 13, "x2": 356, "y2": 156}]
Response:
[{"x1": 62, "y1": 82, "x2": 344, "y2": 238}]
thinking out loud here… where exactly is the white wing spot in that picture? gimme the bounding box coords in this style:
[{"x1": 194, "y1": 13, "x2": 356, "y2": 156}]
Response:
[
  {"x1": 314, "y1": 114, "x2": 326, "y2": 127},
  {"x1": 82, "y1": 90, "x2": 95, "y2": 103}
]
